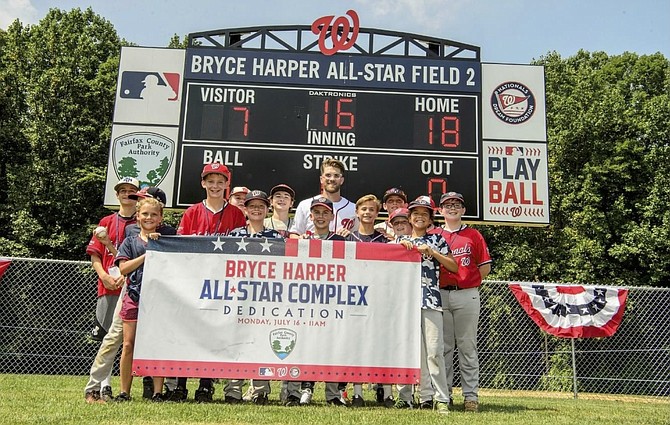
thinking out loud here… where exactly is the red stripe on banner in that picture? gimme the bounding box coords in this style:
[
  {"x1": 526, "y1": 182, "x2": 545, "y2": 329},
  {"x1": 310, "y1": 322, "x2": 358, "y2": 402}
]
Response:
[
  {"x1": 309, "y1": 239, "x2": 322, "y2": 258},
  {"x1": 0, "y1": 259, "x2": 11, "y2": 284},
  {"x1": 555, "y1": 285, "x2": 587, "y2": 295},
  {"x1": 331, "y1": 240, "x2": 346, "y2": 259},
  {"x1": 508, "y1": 283, "x2": 628, "y2": 338},
  {"x1": 133, "y1": 359, "x2": 419, "y2": 385},
  {"x1": 285, "y1": 239, "x2": 298, "y2": 257},
  {"x1": 355, "y1": 243, "x2": 420, "y2": 262}
]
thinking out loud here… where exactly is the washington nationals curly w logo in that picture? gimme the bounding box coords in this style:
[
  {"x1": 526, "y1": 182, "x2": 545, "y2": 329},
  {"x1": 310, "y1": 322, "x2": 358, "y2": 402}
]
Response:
[{"x1": 311, "y1": 10, "x2": 360, "y2": 56}]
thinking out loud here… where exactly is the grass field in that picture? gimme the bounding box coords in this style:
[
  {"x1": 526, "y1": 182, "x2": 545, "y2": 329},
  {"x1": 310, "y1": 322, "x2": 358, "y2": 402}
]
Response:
[{"x1": 1, "y1": 375, "x2": 668, "y2": 425}]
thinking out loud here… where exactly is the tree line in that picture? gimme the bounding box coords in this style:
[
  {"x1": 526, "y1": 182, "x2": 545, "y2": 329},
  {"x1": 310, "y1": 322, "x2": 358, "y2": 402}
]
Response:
[{"x1": 1, "y1": 8, "x2": 668, "y2": 287}]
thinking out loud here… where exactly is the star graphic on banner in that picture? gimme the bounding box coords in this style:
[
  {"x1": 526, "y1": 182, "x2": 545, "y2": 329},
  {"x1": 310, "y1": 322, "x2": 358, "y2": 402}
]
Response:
[
  {"x1": 236, "y1": 238, "x2": 249, "y2": 252},
  {"x1": 260, "y1": 238, "x2": 273, "y2": 252},
  {"x1": 212, "y1": 236, "x2": 225, "y2": 251},
  {"x1": 230, "y1": 286, "x2": 236, "y2": 293},
  {"x1": 581, "y1": 306, "x2": 590, "y2": 315}
]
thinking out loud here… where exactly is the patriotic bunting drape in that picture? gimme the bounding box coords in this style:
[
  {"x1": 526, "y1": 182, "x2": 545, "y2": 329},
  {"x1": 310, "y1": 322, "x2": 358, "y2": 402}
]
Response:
[{"x1": 508, "y1": 283, "x2": 628, "y2": 338}]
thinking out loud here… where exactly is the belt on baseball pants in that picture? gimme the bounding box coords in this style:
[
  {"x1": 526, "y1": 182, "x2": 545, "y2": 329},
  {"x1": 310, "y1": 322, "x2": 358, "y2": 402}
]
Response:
[{"x1": 442, "y1": 285, "x2": 460, "y2": 291}]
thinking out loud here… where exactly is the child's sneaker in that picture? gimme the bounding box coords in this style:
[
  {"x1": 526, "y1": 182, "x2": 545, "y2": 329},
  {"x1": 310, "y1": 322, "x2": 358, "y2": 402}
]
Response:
[
  {"x1": 419, "y1": 399, "x2": 433, "y2": 409},
  {"x1": 253, "y1": 392, "x2": 269, "y2": 405},
  {"x1": 299, "y1": 388, "x2": 313, "y2": 405},
  {"x1": 464, "y1": 400, "x2": 479, "y2": 412},
  {"x1": 101, "y1": 386, "x2": 113, "y2": 402},
  {"x1": 285, "y1": 395, "x2": 300, "y2": 407},
  {"x1": 85, "y1": 390, "x2": 102, "y2": 404},
  {"x1": 142, "y1": 376, "x2": 154, "y2": 399},
  {"x1": 351, "y1": 395, "x2": 365, "y2": 407},
  {"x1": 242, "y1": 384, "x2": 254, "y2": 402},
  {"x1": 170, "y1": 386, "x2": 188, "y2": 402},
  {"x1": 435, "y1": 400, "x2": 450, "y2": 415},
  {"x1": 194, "y1": 386, "x2": 214, "y2": 402},
  {"x1": 114, "y1": 392, "x2": 131, "y2": 402},
  {"x1": 394, "y1": 398, "x2": 412, "y2": 409},
  {"x1": 375, "y1": 385, "x2": 384, "y2": 403}
]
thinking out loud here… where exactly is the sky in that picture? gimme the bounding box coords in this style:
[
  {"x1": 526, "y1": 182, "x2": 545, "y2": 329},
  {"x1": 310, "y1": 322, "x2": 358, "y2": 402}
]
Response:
[{"x1": 1, "y1": 0, "x2": 668, "y2": 64}]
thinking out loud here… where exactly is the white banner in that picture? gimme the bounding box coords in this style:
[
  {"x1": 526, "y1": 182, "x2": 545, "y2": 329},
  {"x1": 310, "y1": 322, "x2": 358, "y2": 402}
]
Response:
[{"x1": 133, "y1": 237, "x2": 422, "y2": 384}]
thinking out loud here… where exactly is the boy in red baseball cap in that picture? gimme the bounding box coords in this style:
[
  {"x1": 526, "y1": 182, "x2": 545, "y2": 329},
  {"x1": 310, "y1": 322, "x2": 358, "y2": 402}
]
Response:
[{"x1": 174, "y1": 163, "x2": 246, "y2": 402}]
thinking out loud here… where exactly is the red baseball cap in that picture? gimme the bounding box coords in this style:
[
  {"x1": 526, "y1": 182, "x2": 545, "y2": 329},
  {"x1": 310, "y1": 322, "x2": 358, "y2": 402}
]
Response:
[
  {"x1": 389, "y1": 207, "x2": 409, "y2": 223},
  {"x1": 201, "y1": 163, "x2": 230, "y2": 180}
]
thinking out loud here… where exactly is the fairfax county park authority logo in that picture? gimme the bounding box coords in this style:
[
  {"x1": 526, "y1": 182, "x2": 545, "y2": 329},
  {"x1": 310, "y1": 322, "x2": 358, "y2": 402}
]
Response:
[
  {"x1": 112, "y1": 132, "x2": 175, "y2": 187},
  {"x1": 490, "y1": 81, "x2": 536, "y2": 124},
  {"x1": 270, "y1": 328, "x2": 297, "y2": 360}
]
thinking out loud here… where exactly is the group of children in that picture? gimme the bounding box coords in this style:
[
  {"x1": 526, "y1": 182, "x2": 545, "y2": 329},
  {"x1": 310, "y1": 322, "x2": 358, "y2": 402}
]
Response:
[{"x1": 84, "y1": 158, "x2": 492, "y2": 415}]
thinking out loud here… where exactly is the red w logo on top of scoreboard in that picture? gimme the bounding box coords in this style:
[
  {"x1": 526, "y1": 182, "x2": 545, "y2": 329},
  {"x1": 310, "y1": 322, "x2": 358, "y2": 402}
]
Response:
[{"x1": 311, "y1": 10, "x2": 360, "y2": 56}]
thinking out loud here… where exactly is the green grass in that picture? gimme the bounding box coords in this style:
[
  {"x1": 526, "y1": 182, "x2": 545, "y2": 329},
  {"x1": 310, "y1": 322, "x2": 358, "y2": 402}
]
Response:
[{"x1": 0, "y1": 375, "x2": 668, "y2": 425}]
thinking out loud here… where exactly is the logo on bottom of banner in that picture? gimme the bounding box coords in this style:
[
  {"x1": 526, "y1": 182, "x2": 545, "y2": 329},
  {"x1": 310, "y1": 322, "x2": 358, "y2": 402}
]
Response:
[{"x1": 270, "y1": 328, "x2": 297, "y2": 360}]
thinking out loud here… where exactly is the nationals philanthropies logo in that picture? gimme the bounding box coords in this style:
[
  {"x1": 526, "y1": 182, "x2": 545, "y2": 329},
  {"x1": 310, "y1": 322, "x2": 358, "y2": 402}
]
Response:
[
  {"x1": 490, "y1": 81, "x2": 536, "y2": 124},
  {"x1": 311, "y1": 10, "x2": 360, "y2": 56}
]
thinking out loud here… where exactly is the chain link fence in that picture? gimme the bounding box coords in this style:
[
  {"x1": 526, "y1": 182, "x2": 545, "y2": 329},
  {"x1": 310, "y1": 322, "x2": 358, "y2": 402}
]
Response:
[{"x1": 0, "y1": 257, "x2": 668, "y2": 399}]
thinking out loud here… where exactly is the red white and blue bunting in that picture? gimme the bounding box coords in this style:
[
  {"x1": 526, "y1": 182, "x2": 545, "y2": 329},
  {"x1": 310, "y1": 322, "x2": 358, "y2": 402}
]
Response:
[{"x1": 508, "y1": 283, "x2": 628, "y2": 338}]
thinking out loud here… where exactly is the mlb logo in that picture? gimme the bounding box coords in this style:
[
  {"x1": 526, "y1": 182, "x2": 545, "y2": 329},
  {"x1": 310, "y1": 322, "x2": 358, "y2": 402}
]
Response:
[
  {"x1": 259, "y1": 367, "x2": 275, "y2": 377},
  {"x1": 120, "y1": 71, "x2": 180, "y2": 101},
  {"x1": 505, "y1": 146, "x2": 524, "y2": 156}
]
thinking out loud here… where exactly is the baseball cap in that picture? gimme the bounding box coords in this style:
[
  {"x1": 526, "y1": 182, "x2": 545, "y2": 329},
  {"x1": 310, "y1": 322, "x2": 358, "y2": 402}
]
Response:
[
  {"x1": 244, "y1": 190, "x2": 270, "y2": 206},
  {"x1": 439, "y1": 191, "x2": 465, "y2": 205},
  {"x1": 201, "y1": 162, "x2": 231, "y2": 180},
  {"x1": 389, "y1": 207, "x2": 410, "y2": 223},
  {"x1": 128, "y1": 187, "x2": 167, "y2": 205},
  {"x1": 114, "y1": 177, "x2": 140, "y2": 192},
  {"x1": 310, "y1": 196, "x2": 333, "y2": 212},
  {"x1": 270, "y1": 183, "x2": 295, "y2": 199},
  {"x1": 383, "y1": 187, "x2": 407, "y2": 203},
  {"x1": 230, "y1": 186, "x2": 250, "y2": 196},
  {"x1": 408, "y1": 195, "x2": 435, "y2": 211}
]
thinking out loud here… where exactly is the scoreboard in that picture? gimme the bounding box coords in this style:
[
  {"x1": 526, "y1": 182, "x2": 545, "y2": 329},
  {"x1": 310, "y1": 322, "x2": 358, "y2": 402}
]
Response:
[
  {"x1": 106, "y1": 24, "x2": 549, "y2": 224},
  {"x1": 176, "y1": 46, "x2": 484, "y2": 218}
]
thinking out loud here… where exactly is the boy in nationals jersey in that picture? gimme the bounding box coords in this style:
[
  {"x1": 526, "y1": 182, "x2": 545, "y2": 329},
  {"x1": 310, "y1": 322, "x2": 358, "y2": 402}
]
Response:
[
  {"x1": 177, "y1": 163, "x2": 246, "y2": 236},
  {"x1": 430, "y1": 191, "x2": 492, "y2": 413},
  {"x1": 84, "y1": 176, "x2": 139, "y2": 403},
  {"x1": 175, "y1": 162, "x2": 246, "y2": 402}
]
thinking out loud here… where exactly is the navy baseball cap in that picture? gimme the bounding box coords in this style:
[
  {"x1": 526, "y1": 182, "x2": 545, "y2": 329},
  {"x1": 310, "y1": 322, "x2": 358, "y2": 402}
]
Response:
[
  {"x1": 310, "y1": 196, "x2": 333, "y2": 212},
  {"x1": 409, "y1": 195, "x2": 435, "y2": 210},
  {"x1": 270, "y1": 183, "x2": 295, "y2": 199},
  {"x1": 128, "y1": 187, "x2": 167, "y2": 205},
  {"x1": 244, "y1": 190, "x2": 270, "y2": 206},
  {"x1": 439, "y1": 192, "x2": 465, "y2": 205},
  {"x1": 383, "y1": 187, "x2": 407, "y2": 203}
]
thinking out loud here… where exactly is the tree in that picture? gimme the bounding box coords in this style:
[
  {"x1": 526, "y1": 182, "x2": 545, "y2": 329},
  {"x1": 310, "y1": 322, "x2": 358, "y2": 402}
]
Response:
[
  {"x1": 2, "y1": 8, "x2": 121, "y2": 258},
  {"x1": 0, "y1": 24, "x2": 31, "y2": 255}
]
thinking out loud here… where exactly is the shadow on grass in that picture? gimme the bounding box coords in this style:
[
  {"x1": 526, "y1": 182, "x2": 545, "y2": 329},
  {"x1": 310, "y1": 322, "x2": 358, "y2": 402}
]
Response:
[{"x1": 464, "y1": 402, "x2": 560, "y2": 414}]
